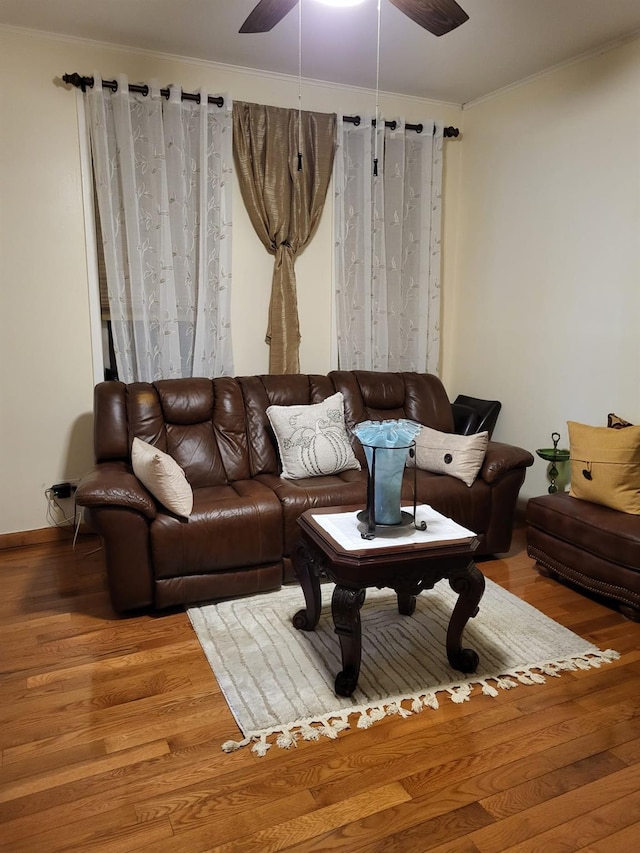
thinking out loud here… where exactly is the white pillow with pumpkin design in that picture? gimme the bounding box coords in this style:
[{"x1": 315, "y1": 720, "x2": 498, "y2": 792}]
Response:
[{"x1": 266, "y1": 392, "x2": 361, "y2": 480}]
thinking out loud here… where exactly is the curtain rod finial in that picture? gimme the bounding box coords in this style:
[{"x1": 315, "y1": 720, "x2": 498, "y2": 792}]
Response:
[{"x1": 63, "y1": 72, "x2": 94, "y2": 92}]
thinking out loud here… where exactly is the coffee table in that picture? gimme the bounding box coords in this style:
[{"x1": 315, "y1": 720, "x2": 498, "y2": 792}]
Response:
[{"x1": 292, "y1": 506, "x2": 485, "y2": 697}]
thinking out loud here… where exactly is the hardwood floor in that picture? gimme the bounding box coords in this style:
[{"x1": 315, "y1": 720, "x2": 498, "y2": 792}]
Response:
[{"x1": 1, "y1": 525, "x2": 639, "y2": 852}]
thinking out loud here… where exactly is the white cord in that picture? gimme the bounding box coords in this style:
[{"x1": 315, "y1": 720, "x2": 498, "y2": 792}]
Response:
[
  {"x1": 43, "y1": 475, "x2": 101, "y2": 554},
  {"x1": 45, "y1": 489, "x2": 79, "y2": 526},
  {"x1": 44, "y1": 486, "x2": 83, "y2": 550},
  {"x1": 298, "y1": 0, "x2": 303, "y2": 170},
  {"x1": 374, "y1": 0, "x2": 381, "y2": 176},
  {"x1": 72, "y1": 510, "x2": 82, "y2": 549}
]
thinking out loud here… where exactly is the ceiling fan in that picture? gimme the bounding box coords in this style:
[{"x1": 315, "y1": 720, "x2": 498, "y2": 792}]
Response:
[{"x1": 239, "y1": 0, "x2": 469, "y2": 37}]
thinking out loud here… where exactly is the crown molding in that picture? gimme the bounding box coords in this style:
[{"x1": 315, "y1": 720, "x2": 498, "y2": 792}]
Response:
[
  {"x1": 463, "y1": 28, "x2": 640, "y2": 110},
  {"x1": 0, "y1": 22, "x2": 462, "y2": 111}
]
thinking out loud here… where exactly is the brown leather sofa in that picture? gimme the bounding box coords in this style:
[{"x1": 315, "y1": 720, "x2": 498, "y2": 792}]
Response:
[
  {"x1": 76, "y1": 371, "x2": 534, "y2": 613},
  {"x1": 526, "y1": 493, "x2": 640, "y2": 621}
]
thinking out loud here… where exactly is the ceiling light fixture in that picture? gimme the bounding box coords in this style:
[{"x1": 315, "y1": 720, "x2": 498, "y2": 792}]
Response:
[
  {"x1": 240, "y1": 1, "x2": 468, "y2": 36},
  {"x1": 314, "y1": 0, "x2": 367, "y2": 7}
]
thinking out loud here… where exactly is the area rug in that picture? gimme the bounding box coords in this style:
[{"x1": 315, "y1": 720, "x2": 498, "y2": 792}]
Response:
[{"x1": 187, "y1": 579, "x2": 619, "y2": 756}]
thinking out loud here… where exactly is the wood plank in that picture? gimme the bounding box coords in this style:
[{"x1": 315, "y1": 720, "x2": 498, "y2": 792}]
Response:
[
  {"x1": 205, "y1": 783, "x2": 411, "y2": 853},
  {"x1": 479, "y1": 751, "x2": 626, "y2": 820},
  {"x1": 501, "y1": 786, "x2": 640, "y2": 852},
  {"x1": 2, "y1": 804, "x2": 173, "y2": 853},
  {"x1": 577, "y1": 821, "x2": 640, "y2": 852},
  {"x1": 468, "y1": 762, "x2": 640, "y2": 852}
]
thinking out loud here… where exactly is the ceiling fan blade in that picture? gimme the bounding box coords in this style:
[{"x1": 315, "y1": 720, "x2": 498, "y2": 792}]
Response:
[
  {"x1": 239, "y1": 0, "x2": 300, "y2": 33},
  {"x1": 388, "y1": 0, "x2": 469, "y2": 37}
]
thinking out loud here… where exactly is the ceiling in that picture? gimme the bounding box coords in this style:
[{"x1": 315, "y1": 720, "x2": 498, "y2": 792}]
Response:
[{"x1": 2, "y1": 0, "x2": 640, "y2": 104}]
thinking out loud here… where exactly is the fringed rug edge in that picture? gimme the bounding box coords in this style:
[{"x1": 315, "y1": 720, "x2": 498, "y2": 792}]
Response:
[{"x1": 221, "y1": 647, "x2": 620, "y2": 756}]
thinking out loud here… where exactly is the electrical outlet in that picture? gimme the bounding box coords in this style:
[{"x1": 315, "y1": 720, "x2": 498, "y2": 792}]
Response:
[{"x1": 51, "y1": 482, "x2": 75, "y2": 499}]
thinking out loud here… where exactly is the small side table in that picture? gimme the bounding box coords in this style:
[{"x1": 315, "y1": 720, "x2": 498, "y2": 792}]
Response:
[
  {"x1": 536, "y1": 432, "x2": 570, "y2": 494},
  {"x1": 292, "y1": 506, "x2": 484, "y2": 697}
]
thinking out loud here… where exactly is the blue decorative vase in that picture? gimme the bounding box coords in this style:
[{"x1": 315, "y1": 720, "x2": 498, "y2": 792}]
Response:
[{"x1": 353, "y1": 419, "x2": 423, "y2": 530}]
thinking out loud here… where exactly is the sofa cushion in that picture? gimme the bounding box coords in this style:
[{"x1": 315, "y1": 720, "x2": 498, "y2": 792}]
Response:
[
  {"x1": 126, "y1": 379, "x2": 239, "y2": 488},
  {"x1": 266, "y1": 392, "x2": 361, "y2": 480},
  {"x1": 410, "y1": 426, "x2": 488, "y2": 487},
  {"x1": 331, "y1": 370, "x2": 454, "y2": 443},
  {"x1": 258, "y1": 469, "x2": 368, "y2": 562},
  {"x1": 568, "y1": 421, "x2": 640, "y2": 515},
  {"x1": 131, "y1": 437, "x2": 193, "y2": 517},
  {"x1": 237, "y1": 374, "x2": 337, "y2": 476},
  {"x1": 151, "y1": 480, "x2": 282, "y2": 578}
]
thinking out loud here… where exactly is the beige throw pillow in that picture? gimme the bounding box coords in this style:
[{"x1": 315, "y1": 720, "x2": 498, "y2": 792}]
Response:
[
  {"x1": 266, "y1": 392, "x2": 361, "y2": 480},
  {"x1": 568, "y1": 421, "x2": 640, "y2": 514},
  {"x1": 131, "y1": 437, "x2": 193, "y2": 517},
  {"x1": 411, "y1": 426, "x2": 488, "y2": 487}
]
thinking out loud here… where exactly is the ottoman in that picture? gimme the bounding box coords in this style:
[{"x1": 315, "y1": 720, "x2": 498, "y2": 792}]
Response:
[{"x1": 526, "y1": 492, "x2": 640, "y2": 621}]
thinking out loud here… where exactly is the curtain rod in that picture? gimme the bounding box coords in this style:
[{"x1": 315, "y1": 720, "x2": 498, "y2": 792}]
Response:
[
  {"x1": 62, "y1": 73, "x2": 224, "y2": 107},
  {"x1": 344, "y1": 115, "x2": 459, "y2": 137},
  {"x1": 62, "y1": 73, "x2": 459, "y2": 137}
]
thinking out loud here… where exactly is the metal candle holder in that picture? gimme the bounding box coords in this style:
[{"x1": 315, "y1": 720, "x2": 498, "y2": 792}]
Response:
[
  {"x1": 536, "y1": 431, "x2": 570, "y2": 494},
  {"x1": 357, "y1": 442, "x2": 427, "y2": 540}
]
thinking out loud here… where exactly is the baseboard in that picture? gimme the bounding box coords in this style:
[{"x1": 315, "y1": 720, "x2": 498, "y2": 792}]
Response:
[{"x1": 0, "y1": 523, "x2": 93, "y2": 551}]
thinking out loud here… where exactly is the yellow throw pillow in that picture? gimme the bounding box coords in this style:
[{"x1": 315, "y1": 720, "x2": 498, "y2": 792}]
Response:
[{"x1": 568, "y1": 421, "x2": 640, "y2": 514}]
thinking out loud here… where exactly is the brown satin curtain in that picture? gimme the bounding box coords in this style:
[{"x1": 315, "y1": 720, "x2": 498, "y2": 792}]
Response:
[{"x1": 233, "y1": 102, "x2": 336, "y2": 374}]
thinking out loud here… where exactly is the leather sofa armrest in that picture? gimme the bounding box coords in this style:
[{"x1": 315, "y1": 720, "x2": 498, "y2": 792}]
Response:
[
  {"x1": 76, "y1": 461, "x2": 157, "y2": 520},
  {"x1": 480, "y1": 441, "x2": 535, "y2": 484}
]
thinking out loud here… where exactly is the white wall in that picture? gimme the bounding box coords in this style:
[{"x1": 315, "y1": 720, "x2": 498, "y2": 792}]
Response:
[
  {"x1": 0, "y1": 26, "x2": 462, "y2": 535},
  {"x1": 450, "y1": 37, "x2": 640, "y2": 501}
]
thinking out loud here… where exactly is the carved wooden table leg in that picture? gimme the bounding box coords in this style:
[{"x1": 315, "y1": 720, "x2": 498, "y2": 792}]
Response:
[
  {"x1": 397, "y1": 591, "x2": 417, "y2": 616},
  {"x1": 331, "y1": 585, "x2": 366, "y2": 697},
  {"x1": 292, "y1": 539, "x2": 323, "y2": 631},
  {"x1": 446, "y1": 562, "x2": 485, "y2": 673}
]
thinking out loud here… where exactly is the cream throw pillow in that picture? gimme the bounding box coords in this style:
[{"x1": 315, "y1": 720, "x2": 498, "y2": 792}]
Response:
[
  {"x1": 411, "y1": 426, "x2": 488, "y2": 487},
  {"x1": 266, "y1": 392, "x2": 361, "y2": 480},
  {"x1": 568, "y1": 421, "x2": 640, "y2": 514},
  {"x1": 131, "y1": 437, "x2": 193, "y2": 517}
]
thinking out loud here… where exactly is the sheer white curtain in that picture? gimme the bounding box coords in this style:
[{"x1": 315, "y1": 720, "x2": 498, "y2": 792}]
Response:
[
  {"x1": 86, "y1": 74, "x2": 233, "y2": 382},
  {"x1": 334, "y1": 116, "x2": 443, "y2": 373}
]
